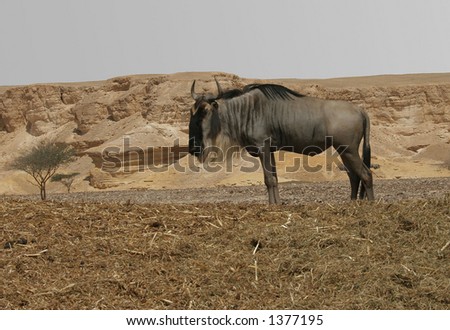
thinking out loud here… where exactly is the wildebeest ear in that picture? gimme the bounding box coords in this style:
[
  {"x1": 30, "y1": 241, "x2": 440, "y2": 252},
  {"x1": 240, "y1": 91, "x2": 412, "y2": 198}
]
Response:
[{"x1": 211, "y1": 101, "x2": 218, "y2": 109}]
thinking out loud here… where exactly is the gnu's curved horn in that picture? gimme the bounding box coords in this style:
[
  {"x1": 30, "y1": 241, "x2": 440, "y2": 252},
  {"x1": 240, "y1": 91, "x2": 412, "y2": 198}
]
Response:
[
  {"x1": 214, "y1": 77, "x2": 223, "y2": 99},
  {"x1": 191, "y1": 80, "x2": 199, "y2": 100}
]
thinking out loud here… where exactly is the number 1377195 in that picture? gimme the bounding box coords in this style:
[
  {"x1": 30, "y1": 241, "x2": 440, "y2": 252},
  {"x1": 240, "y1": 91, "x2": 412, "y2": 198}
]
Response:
[{"x1": 268, "y1": 314, "x2": 324, "y2": 326}]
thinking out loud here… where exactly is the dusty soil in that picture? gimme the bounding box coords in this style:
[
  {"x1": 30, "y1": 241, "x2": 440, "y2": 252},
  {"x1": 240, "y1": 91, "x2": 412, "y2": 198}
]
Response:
[
  {"x1": 8, "y1": 177, "x2": 450, "y2": 204},
  {"x1": 1, "y1": 177, "x2": 449, "y2": 310}
]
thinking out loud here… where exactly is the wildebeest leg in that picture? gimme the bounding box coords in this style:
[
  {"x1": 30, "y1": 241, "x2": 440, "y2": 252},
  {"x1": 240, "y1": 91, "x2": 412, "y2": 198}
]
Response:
[
  {"x1": 341, "y1": 156, "x2": 360, "y2": 200},
  {"x1": 339, "y1": 150, "x2": 374, "y2": 200},
  {"x1": 259, "y1": 149, "x2": 280, "y2": 204},
  {"x1": 359, "y1": 179, "x2": 367, "y2": 199},
  {"x1": 269, "y1": 152, "x2": 281, "y2": 204}
]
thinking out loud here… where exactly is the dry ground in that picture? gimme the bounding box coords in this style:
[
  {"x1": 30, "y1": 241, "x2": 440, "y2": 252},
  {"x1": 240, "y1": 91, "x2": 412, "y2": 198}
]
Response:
[{"x1": 1, "y1": 178, "x2": 449, "y2": 310}]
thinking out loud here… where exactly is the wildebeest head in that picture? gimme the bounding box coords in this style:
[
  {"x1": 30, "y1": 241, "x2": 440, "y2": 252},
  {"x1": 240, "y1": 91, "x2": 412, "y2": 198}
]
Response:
[{"x1": 189, "y1": 78, "x2": 224, "y2": 162}]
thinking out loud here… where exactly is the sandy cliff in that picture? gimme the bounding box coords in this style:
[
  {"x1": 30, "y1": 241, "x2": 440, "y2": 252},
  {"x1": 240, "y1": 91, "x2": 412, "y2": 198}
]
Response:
[{"x1": 0, "y1": 72, "x2": 449, "y2": 195}]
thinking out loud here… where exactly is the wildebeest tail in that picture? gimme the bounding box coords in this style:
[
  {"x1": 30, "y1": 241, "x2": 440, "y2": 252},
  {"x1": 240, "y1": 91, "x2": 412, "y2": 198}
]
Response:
[
  {"x1": 362, "y1": 110, "x2": 371, "y2": 170},
  {"x1": 359, "y1": 110, "x2": 373, "y2": 199}
]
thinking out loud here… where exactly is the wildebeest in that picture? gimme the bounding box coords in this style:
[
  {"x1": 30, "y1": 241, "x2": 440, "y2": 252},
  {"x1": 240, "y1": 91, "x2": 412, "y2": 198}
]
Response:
[{"x1": 189, "y1": 78, "x2": 374, "y2": 204}]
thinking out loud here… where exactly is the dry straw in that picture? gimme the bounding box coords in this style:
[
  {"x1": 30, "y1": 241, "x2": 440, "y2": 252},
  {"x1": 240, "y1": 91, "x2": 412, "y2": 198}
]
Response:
[{"x1": 1, "y1": 194, "x2": 449, "y2": 309}]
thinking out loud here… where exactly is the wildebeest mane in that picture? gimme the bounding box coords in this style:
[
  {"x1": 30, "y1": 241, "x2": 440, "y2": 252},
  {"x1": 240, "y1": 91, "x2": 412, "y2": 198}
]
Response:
[
  {"x1": 220, "y1": 88, "x2": 245, "y2": 99},
  {"x1": 216, "y1": 83, "x2": 304, "y2": 102},
  {"x1": 243, "y1": 84, "x2": 305, "y2": 101}
]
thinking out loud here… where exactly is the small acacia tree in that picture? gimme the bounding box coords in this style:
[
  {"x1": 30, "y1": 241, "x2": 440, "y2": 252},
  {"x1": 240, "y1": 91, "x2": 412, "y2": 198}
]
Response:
[
  {"x1": 12, "y1": 142, "x2": 75, "y2": 200},
  {"x1": 51, "y1": 172, "x2": 79, "y2": 193}
]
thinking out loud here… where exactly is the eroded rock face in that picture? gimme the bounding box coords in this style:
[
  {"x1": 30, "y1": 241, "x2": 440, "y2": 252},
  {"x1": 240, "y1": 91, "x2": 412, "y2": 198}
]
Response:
[
  {"x1": 303, "y1": 84, "x2": 450, "y2": 125},
  {"x1": 88, "y1": 168, "x2": 119, "y2": 189},
  {"x1": 0, "y1": 76, "x2": 158, "y2": 136},
  {"x1": 1, "y1": 73, "x2": 449, "y2": 137},
  {"x1": 72, "y1": 98, "x2": 109, "y2": 135}
]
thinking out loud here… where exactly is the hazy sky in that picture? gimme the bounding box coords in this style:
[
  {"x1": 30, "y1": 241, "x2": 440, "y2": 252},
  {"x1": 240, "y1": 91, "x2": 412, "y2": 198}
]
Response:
[{"x1": 1, "y1": 0, "x2": 450, "y2": 85}]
